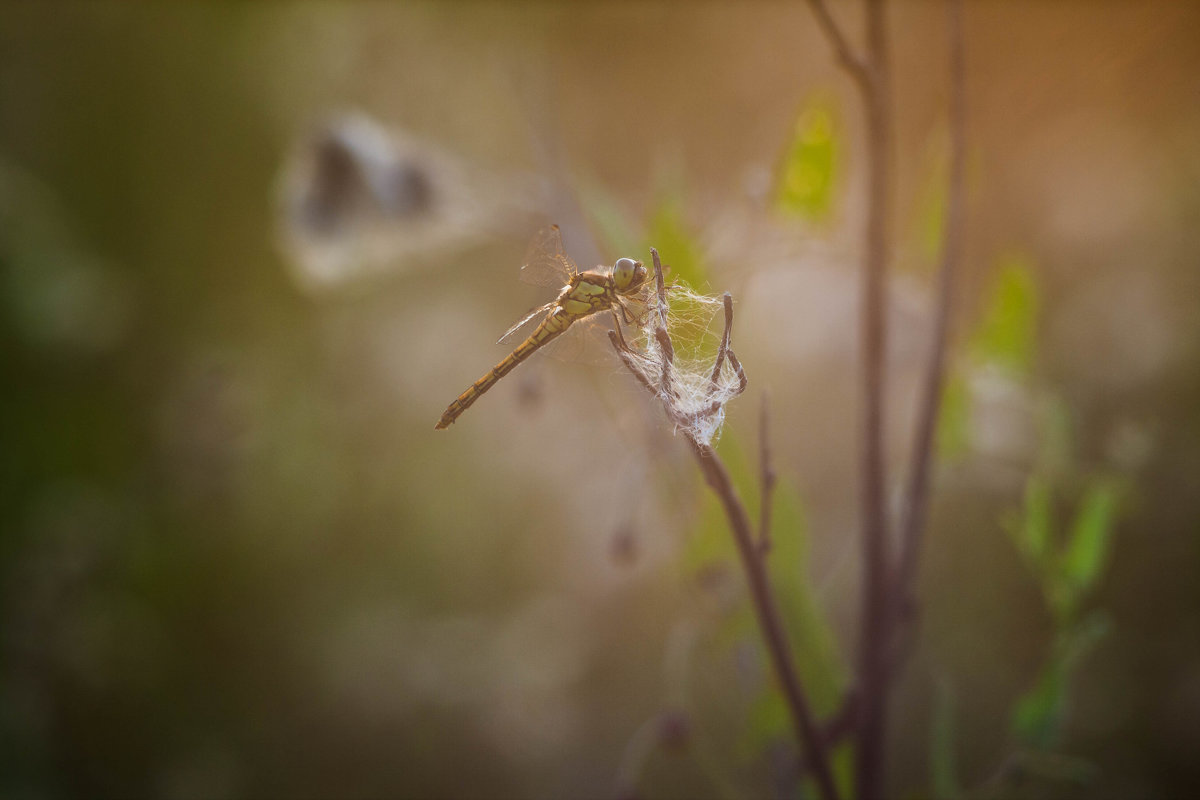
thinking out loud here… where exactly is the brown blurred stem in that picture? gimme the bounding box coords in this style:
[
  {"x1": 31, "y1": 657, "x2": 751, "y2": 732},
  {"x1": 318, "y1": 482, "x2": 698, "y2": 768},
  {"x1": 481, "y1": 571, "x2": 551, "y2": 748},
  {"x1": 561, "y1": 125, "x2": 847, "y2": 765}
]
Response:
[
  {"x1": 759, "y1": 392, "x2": 777, "y2": 555},
  {"x1": 893, "y1": 0, "x2": 967, "y2": 638},
  {"x1": 805, "y1": 0, "x2": 893, "y2": 797},
  {"x1": 608, "y1": 257, "x2": 840, "y2": 800}
]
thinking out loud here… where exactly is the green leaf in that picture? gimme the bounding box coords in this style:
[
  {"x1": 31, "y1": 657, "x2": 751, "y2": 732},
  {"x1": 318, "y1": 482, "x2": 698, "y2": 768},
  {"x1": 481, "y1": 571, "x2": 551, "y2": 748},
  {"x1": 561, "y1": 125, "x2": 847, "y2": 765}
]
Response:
[
  {"x1": 1013, "y1": 613, "x2": 1110, "y2": 749},
  {"x1": 930, "y1": 679, "x2": 960, "y2": 800},
  {"x1": 744, "y1": 685, "x2": 789, "y2": 754},
  {"x1": 775, "y1": 96, "x2": 840, "y2": 223},
  {"x1": 1038, "y1": 394, "x2": 1075, "y2": 479},
  {"x1": 1061, "y1": 478, "x2": 1121, "y2": 596},
  {"x1": 1059, "y1": 612, "x2": 1110, "y2": 669},
  {"x1": 575, "y1": 178, "x2": 639, "y2": 259},
  {"x1": 642, "y1": 189, "x2": 707, "y2": 291},
  {"x1": 767, "y1": 481, "x2": 845, "y2": 715},
  {"x1": 831, "y1": 742, "x2": 854, "y2": 800},
  {"x1": 969, "y1": 255, "x2": 1039, "y2": 377},
  {"x1": 1025, "y1": 475, "x2": 1053, "y2": 568},
  {"x1": 1012, "y1": 751, "x2": 1098, "y2": 786},
  {"x1": 680, "y1": 490, "x2": 738, "y2": 579},
  {"x1": 714, "y1": 432, "x2": 846, "y2": 713},
  {"x1": 1013, "y1": 655, "x2": 1066, "y2": 749},
  {"x1": 918, "y1": 159, "x2": 949, "y2": 265},
  {"x1": 1012, "y1": 474, "x2": 1052, "y2": 570},
  {"x1": 692, "y1": 433, "x2": 844, "y2": 767},
  {"x1": 935, "y1": 371, "x2": 970, "y2": 459},
  {"x1": 810, "y1": 742, "x2": 854, "y2": 800}
]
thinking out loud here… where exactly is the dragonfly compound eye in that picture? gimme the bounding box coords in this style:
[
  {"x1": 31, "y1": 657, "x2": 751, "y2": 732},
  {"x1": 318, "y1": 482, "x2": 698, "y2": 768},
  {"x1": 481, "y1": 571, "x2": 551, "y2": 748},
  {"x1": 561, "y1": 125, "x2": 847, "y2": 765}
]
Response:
[{"x1": 613, "y1": 257, "x2": 644, "y2": 291}]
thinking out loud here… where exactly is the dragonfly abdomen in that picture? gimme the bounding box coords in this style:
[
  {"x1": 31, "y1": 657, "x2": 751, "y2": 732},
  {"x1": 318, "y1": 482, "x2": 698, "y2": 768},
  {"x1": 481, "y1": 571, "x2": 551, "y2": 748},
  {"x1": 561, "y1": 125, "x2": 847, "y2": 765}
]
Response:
[{"x1": 434, "y1": 311, "x2": 573, "y2": 429}]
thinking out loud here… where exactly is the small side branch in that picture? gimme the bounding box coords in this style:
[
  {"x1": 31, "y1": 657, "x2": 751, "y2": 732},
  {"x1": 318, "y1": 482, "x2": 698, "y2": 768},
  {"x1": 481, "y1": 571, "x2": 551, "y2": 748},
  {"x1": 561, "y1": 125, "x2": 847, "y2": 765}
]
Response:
[
  {"x1": 893, "y1": 0, "x2": 967, "y2": 631},
  {"x1": 710, "y1": 294, "x2": 734, "y2": 385},
  {"x1": 805, "y1": 0, "x2": 872, "y2": 89}
]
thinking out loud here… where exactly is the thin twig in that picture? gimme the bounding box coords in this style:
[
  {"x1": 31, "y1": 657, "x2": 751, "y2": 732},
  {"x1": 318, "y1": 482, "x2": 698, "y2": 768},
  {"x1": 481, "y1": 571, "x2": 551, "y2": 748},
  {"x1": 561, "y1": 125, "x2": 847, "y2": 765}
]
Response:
[
  {"x1": 710, "y1": 294, "x2": 734, "y2": 386},
  {"x1": 893, "y1": 0, "x2": 967, "y2": 633},
  {"x1": 805, "y1": 0, "x2": 872, "y2": 89},
  {"x1": 758, "y1": 392, "x2": 778, "y2": 555},
  {"x1": 651, "y1": 246, "x2": 669, "y2": 328}
]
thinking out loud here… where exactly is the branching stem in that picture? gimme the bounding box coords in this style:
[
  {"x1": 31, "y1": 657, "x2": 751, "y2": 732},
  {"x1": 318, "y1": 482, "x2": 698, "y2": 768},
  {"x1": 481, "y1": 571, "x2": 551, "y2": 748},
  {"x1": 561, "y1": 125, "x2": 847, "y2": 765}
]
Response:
[
  {"x1": 609, "y1": 258, "x2": 840, "y2": 800},
  {"x1": 804, "y1": 0, "x2": 872, "y2": 89},
  {"x1": 687, "y1": 439, "x2": 841, "y2": 800}
]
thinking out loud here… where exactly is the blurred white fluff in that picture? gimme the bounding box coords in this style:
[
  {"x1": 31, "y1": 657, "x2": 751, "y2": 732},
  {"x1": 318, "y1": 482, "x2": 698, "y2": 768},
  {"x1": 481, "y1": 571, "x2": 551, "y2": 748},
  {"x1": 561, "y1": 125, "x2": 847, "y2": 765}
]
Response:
[{"x1": 276, "y1": 111, "x2": 540, "y2": 292}]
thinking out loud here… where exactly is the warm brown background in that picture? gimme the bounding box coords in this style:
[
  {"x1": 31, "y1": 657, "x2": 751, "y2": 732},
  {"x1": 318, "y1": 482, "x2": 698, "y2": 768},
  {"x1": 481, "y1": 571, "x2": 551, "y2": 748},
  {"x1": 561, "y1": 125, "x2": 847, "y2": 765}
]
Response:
[{"x1": 2, "y1": 3, "x2": 1198, "y2": 798}]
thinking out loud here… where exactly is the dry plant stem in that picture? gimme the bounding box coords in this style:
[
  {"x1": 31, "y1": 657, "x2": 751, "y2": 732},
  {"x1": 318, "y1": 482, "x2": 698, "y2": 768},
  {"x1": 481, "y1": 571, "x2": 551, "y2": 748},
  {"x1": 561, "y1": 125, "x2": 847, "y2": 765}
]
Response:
[
  {"x1": 608, "y1": 261, "x2": 838, "y2": 800},
  {"x1": 758, "y1": 392, "x2": 777, "y2": 554},
  {"x1": 687, "y1": 440, "x2": 841, "y2": 800},
  {"x1": 854, "y1": 3, "x2": 892, "y2": 792},
  {"x1": 805, "y1": 0, "x2": 894, "y2": 797},
  {"x1": 893, "y1": 0, "x2": 967, "y2": 631}
]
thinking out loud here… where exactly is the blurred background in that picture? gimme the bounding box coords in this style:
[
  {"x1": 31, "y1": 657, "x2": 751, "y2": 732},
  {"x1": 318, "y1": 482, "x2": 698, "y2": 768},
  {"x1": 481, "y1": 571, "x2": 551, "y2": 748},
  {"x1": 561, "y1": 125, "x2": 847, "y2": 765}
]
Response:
[{"x1": 2, "y1": 3, "x2": 1199, "y2": 798}]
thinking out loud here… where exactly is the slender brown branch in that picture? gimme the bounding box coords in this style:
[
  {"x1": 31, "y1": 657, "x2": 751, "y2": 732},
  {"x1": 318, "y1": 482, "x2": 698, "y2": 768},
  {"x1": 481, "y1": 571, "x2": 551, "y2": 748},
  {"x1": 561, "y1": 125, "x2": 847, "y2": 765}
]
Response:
[
  {"x1": 893, "y1": 0, "x2": 967, "y2": 629},
  {"x1": 758, "y1": 391, "x2": 778, "y2": 555},
  {"x1": 805, "y1": 0, "x2": 872, "y2": 89},
  {"x1": 654, "y1": 327, "x2": 676, "y2": 398},
  {"x1": 709, "y1": 294, "x2": 734, "y2": 386},
  {"x1": 651, "y1": 246, "x2": 669, "y2": 328},
  {"x1": 809, "y1": 0, "x2": 893, "y2": 796},
  {"x1": 688, "y1": 439, "x2": 841, "y2": 800}
]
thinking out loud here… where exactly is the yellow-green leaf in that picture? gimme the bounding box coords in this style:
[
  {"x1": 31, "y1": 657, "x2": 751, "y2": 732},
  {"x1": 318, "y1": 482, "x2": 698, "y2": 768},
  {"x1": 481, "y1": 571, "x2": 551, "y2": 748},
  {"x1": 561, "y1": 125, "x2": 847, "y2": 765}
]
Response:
[
  {"x1": 775, "y1": 96, "x2": 840, "y2": 223},
  {"x1": 970, "y1": 255, "x2": 1039, "y2": 376}
]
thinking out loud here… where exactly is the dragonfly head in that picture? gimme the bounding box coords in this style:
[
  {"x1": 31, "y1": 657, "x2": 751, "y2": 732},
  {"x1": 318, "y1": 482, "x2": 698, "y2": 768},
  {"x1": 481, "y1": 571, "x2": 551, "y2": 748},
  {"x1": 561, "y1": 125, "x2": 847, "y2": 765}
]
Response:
[{"x1": 613, "y1": 257, "x2": 648, "y2": 294}]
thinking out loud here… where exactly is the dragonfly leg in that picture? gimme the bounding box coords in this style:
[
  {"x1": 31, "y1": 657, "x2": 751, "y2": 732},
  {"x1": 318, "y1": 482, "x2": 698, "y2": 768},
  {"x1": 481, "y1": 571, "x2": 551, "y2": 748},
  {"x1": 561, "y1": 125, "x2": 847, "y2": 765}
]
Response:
[
  {"x1": 610, "y1": 310, "x2": 631, "y2": 351},
  {"x1": 613, "y1": 298, "x2": 633, "y2": 325}
]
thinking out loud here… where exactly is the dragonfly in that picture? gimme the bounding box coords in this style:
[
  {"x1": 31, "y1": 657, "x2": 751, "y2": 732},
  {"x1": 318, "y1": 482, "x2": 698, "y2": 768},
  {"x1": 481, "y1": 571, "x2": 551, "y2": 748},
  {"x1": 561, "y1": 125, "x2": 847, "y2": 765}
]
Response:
[{"x1": 435, "y1": 225, "x2": 650, "y2": 430}]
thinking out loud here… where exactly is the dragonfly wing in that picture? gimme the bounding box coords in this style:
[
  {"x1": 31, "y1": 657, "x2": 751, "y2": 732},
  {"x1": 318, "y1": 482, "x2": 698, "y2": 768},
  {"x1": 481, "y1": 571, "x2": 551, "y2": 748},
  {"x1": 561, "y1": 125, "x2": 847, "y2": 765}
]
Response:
[
  {"x1": 497, "y1": 300, "x2": 557, "y2": 344},
  {"x1": 537, "y1": 309, "x2": 633, "y2": 366},
  {"x1": 519, "y1": 224, "x2": 579, "y2": 289}
]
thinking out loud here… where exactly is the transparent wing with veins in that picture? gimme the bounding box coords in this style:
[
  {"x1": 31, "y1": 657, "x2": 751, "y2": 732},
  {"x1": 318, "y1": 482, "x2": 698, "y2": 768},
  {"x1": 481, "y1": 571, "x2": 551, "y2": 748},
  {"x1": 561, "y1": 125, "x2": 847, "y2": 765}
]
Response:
[
  {"x1": 497, "y1": 224, "x2": 575, "y2": 346},
  {"x1": 497, "y1": 224, "x2": 643, "y2": 363},
  {"x1": 497, "y1": 299, "x2": 558, "y2": 344},
  {"x1": 518, "y1": 224, "x2": 579, "y2": 289}
]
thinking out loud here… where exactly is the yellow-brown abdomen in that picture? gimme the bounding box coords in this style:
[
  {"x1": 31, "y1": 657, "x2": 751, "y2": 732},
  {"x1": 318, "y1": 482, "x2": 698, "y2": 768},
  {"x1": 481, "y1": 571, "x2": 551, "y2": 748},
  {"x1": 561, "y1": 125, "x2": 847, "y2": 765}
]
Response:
[{"x1": 434, "y1": 315, "x2": 569, "y2": 429}]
